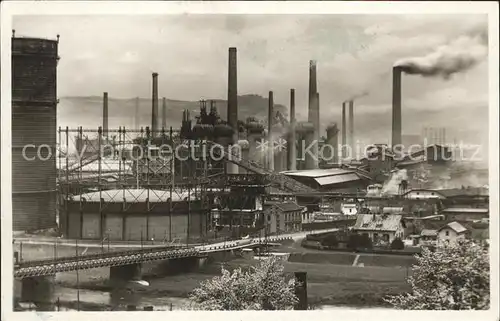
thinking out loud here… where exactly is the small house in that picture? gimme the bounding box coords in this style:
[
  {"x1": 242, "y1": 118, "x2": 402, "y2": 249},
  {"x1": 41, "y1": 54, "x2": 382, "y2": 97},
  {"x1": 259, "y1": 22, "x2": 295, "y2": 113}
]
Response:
[
  {"x1": 437, "y1": 221, "x2": 469, "y2": 246},
  {"x1": 352, "y1": 214, "x2": 405, "y2": 245}
]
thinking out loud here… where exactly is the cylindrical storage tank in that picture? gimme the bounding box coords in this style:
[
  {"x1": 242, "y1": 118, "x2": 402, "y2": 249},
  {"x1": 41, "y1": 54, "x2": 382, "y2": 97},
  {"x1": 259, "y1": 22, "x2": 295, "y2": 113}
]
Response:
[{"x1": 12, "y1": 36, "x2": 59, "y2": 231}]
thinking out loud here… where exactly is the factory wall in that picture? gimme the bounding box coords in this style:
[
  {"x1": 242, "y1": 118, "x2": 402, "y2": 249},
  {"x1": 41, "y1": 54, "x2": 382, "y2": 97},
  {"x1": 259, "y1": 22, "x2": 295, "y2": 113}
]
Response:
[{"x1": 63, "y1": 200, "x2": 207, "y2": 242}]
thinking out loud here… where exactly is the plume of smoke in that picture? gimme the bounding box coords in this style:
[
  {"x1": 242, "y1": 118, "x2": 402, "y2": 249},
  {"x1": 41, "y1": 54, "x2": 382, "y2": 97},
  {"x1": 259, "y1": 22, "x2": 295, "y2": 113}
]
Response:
[
  {"x1": 381, "y1": 168, "x2": 408, "y2": 195},
  {"x1": 347, "y1": 90, "x2": 369, "y2": 102},
  {"x1": 394, "y1": 31, "x2": 487, "y2": 79}
]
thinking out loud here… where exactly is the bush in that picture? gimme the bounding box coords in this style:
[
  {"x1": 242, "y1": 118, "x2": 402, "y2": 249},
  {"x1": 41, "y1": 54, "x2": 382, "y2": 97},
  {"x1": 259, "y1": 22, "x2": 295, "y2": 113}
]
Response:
[
  {"x1": 188, "y1": 256, "x2": 298, "y2": 310},
  {"x1": 321, "y1": 234, "x2": 339, "y2": 247},
  {"x1": 385, "y1": 239, "x2": 489, "y2": 309},
  {"x1": 347, "y1": 233, "x2": 373, "y2": 250},
  {"x1": 390, "y1": 238, "x2": 405, "y2": 250}
]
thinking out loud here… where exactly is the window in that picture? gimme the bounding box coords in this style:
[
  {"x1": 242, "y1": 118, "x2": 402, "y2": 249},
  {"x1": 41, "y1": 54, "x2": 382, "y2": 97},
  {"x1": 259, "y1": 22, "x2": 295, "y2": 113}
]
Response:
[
  {"x1": 445, "y1": 230, "x2": 449, "y2": 236},
  {"x1": 416, "y1": 192, "x2": 420, "y2": 195},
  {"x1": 383, "y1": 234, "x2": 390, "y2": 242}
]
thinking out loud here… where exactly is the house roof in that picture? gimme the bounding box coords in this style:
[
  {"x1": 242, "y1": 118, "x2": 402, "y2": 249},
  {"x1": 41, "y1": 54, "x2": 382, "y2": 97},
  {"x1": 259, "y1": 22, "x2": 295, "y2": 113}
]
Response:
[
  {"x1": 441, "y1": 208, "x2": 489, "y2": 214},
  {"x1": 438, "y1": 221, "x2": 468, "y2": 234},
  {"x1": 273, "y1": 202, "x2": 303, "y2": 212},
  {"x1": 420, "y1": 229, "x2": 438, "y2": 237},
  {"x1": 353, "y1": 214, "x2": 403, "y2": 232}
]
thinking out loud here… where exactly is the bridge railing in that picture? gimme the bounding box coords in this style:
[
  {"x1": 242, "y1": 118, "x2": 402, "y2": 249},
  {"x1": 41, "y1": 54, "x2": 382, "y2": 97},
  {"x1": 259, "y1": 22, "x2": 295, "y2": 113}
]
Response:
[{"x1": 18, "y1": 244, "x2": 184, "y2": 268}]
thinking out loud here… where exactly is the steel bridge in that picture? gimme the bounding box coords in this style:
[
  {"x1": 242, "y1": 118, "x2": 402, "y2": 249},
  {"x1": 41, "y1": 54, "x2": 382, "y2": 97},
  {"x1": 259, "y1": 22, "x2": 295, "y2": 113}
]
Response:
[{"x1": 14, "y1": 235, "x2": 292, "y2": 279}]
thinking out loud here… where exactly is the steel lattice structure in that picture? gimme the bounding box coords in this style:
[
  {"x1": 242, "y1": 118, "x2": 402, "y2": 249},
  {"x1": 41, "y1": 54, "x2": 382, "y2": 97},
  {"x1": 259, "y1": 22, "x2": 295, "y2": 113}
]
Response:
[{"x1": 14, "y1": 236, "x2": 293, "y2": 278}]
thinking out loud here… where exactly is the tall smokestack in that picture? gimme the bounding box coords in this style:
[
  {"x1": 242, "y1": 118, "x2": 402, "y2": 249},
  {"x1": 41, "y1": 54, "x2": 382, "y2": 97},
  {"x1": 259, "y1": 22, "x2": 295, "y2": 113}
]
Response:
[
  {"x1": 442, "y1": 128, "x2": 446, "y2": 146},
  {"x1": 151, "y1": 72, "x2": 159, "y2": 138},
  {"x1": 392, "y1": 66, "x2": 402, "y2": 147},
  {"x1": 162, "y1": 97, "x2": 167, "y2": 130},
  {"x1": 288, "y1": 89, "x2": 297, "y2": 171},
  {"x1": 227, "y1": 47, "x2": 239, "y2": 174},
  {"x1": 308, "y1": 60, "x2": 318, "y2": 122},
  {"x1": 308, "y1": 60, "x2": 319, "y2": 169},
  {"x1": 268, "y1": 91, "x2": 274, "y2": 171},
  {"x1": 227, "y1": 47, "x2": 238, "y2": 138},
  {"x1": 102, "y1": 92, "x2": 108, "y2": 138},
  {"x1": 349, "y1": 100, "x2": 354, "y2": 149},
  {"x1": 341, "y1": 102, "x2": 346, "y2": 160},
  {"x1": 134, "y1": 97, "x2": 140, "y2": 130}
]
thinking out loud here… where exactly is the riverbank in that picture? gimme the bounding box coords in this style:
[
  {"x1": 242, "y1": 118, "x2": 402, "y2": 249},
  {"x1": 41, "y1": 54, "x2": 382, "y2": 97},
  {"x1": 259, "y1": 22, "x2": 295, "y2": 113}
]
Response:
[{"x1": 54, "y1": 256, "x2": 409, "y2": 309}]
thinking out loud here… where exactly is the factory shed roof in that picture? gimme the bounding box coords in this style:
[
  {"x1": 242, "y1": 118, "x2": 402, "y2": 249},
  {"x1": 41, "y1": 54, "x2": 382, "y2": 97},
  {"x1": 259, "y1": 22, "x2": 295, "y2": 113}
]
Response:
[
  {"x1": 353, "y1": 214, "x2": 403, "y2": 232},
  {"x1": 314, "y1": 173, "x2": 361, "y2": 186},
  {"x1": 441, "y1": 208, "x2": 489, "y2": 214},
  {"x1": 72, "y1": 189, "x2": 196, "y2": 203},
  {"x1": 273, "y1": 202, "x2": 303, "y2": 212},
  {"x1": 438, "y1": 187, "x2": 489, "y2": 197},
  {"x1": 438, "y1": 221, "x2": 468, "y2": 234},
  {"x1": 281, "y1": 168, "x2": 354, "y2": 178}
]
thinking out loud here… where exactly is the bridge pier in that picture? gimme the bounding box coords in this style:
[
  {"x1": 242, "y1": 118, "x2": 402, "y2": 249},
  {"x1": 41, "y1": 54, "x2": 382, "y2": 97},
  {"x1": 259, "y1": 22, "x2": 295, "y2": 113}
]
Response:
[
  {"x1": 109, "y1": 263, "x2": 142, "y2": 286},
  {"x1": 15, "y1": 275, "x2": 56, "y2": 311}
]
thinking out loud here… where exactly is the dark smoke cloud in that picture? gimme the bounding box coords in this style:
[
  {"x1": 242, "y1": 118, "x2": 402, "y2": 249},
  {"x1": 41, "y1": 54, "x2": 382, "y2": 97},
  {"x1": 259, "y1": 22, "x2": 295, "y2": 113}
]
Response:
[
  {"x1": 394, "y1": 30, "x2": 488, "y2": 79},
  {"x1": 346, "y1": 90, "x2": 369, "y2": 101}
]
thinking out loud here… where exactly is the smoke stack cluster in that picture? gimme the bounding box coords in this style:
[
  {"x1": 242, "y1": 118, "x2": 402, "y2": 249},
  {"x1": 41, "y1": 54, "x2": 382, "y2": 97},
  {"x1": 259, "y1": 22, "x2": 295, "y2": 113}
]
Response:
[
  {"x1": 392, "y1": 66, "x2": 402, "y2": 147},
  {"x1": 151, "y1": 72, "x2": 159, "y2": 138},
  {"x1": 102, "y1": 92, "x2": 108, "y2": 137}
]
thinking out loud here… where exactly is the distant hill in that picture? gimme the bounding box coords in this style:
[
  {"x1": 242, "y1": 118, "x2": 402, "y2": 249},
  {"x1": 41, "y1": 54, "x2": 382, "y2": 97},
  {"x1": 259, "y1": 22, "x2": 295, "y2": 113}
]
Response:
[{"x1": 58, "y1": 94, "x2": 287, "y2": 130}]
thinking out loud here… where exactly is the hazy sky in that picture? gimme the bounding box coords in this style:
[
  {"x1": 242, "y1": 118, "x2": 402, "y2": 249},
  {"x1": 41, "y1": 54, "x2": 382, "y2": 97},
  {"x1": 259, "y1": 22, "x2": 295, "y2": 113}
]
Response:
[{"x1": 13, "y1": 14, "x2": 488, "y2": 138}]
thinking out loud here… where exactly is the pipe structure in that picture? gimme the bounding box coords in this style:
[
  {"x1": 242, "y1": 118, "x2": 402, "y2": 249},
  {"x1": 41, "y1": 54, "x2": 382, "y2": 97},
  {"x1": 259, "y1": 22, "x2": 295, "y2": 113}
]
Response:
[
  {"x1": 288, "y1": 89, "x2": 297, "y2": 170},
  {"x1": 151, "y1": 72, "x2": 159, "y2": 138},
  {"x1": 268, "y1": 91, "x2": 274, "y2": 171},
  {"x1": 227, "y1": 47, "x2": 239, "y2": 174},
  {"x1": 227, "y1": 47, "x2": 238, "y2": 138},
  {"x1": 341, "y1": 102, "x2": 347, "y2": 160},
  {"x1": 307, "y1": 60, "x2": 319, "y2": 169},
  {"x1": 392, "y1": 66, "x2": 402, "y2": 147},
  {"x1": 349, "y1": 100, "x2": 354, "y2": 150},
  {"x1": 134, "y1": 97, "x2": 140, "y2": 130},
  {"x1": 102, "y1": 92, "x2": 108, "y2": 138},
  {"x1": 162, "y1": 97, "x2": 167, "y2": 130}
]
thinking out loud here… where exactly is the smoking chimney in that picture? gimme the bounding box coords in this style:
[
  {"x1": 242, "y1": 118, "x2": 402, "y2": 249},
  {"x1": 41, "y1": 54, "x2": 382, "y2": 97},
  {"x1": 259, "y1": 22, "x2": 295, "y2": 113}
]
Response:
[
  {"x1": 162, "y1": 97, "x2": 167, "y2": 130},
  {"x1": 227, "y1": 47, "x2": 238, "y2": 138},
  {"x1": 288, "y1": 89, "x2": 297, "y2": 170},
  {"x1": 341, "y1": 102, "x2": 347, "y2": 160},
  {"x1": 102, "y1": 92, "x2": 108, "y2": 138},
  {"x1": 151, "y1": 72, "x2": 159, "y2": 138},
  {"x1": 392, "y1": 66, "x2": 402, "y2": 147},
  {"x1": 348, "y1": 100, "x2": 354, "y2": 149},
  {"x1": 268, "y1": 91, "x2": 274, "y2": 171}
]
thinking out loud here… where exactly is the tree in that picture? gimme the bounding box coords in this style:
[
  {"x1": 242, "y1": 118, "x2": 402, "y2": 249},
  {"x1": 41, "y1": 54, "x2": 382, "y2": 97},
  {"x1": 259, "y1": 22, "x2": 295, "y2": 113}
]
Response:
[
  {"x1": 188, "y1": 257, "x2": 298, "y2": 310},
  {"x1": 385, "y1": 239, "x2": 489, "y2": 310},
  {"x1": 390, "y1": 238, "x2": 405, "y2": 250}
]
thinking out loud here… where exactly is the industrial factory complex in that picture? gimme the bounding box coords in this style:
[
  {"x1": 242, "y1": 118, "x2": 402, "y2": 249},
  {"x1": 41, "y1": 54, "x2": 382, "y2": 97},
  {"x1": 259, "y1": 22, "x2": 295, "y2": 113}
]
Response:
[{"x1": 11, "y1": 29, "x2": 489, "y2": 247}]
